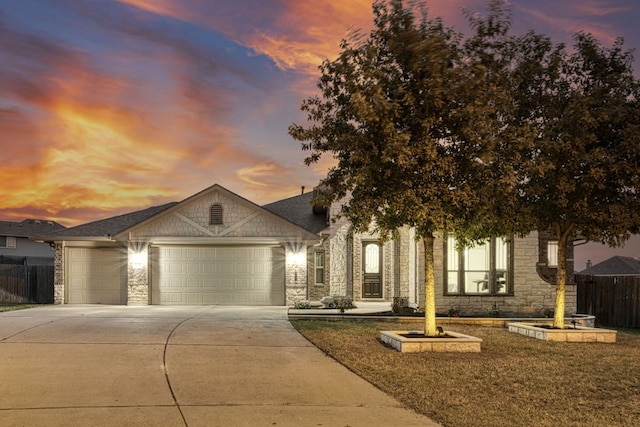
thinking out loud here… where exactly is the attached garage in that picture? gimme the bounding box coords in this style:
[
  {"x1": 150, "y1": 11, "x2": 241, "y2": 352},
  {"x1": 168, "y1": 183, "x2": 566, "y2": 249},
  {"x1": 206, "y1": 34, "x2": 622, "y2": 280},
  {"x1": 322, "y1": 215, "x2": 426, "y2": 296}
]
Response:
[
  {"x1": 151, "y1": 246, "x2": 285, "y2": 305},
  {"x1": 66, "y1": 247, "x2": 127, "y2": 304}
]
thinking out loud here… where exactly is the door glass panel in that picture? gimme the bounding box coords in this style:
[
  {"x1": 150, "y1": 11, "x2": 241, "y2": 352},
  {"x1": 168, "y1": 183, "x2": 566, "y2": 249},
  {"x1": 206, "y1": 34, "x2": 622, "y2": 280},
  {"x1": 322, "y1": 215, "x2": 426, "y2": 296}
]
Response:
[{"x1": 364, "y1": 244, "x2": 380, "y2": 273}]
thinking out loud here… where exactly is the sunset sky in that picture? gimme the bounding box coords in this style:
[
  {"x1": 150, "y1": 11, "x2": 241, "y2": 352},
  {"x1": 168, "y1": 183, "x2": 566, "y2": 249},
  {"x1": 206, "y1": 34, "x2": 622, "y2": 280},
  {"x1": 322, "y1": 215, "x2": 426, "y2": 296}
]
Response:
[{"x1": 1, "y1": 0, "x2": 639, "y2": 268}]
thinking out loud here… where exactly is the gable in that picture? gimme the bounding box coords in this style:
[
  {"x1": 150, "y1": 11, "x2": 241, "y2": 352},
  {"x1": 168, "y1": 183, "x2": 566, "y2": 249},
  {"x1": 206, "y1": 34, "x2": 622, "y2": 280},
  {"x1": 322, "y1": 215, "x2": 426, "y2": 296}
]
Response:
[{"x1": 121, "y1": 185, "x2": 318, "y2": 241}]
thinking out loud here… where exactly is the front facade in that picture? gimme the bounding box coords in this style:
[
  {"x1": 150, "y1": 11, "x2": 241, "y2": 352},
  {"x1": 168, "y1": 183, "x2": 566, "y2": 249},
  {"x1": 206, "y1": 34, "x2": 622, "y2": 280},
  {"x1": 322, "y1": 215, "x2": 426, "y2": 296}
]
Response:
[
  {"x1": 36, "y1": 183, "x2": 576, "y2": 315},
  {"x1": 308, "y1": 204, "x2": 576, "y2": 317}
]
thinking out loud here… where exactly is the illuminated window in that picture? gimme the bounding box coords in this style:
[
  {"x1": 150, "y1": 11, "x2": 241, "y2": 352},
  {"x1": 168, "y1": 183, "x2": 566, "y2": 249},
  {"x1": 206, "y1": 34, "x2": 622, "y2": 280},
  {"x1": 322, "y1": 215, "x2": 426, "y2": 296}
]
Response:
[
  {"x1": 445, "y1": 235, "x2": 512, "y2": 295},
  {"x1": 209, "y1": 204, "x2": 223, "y2": 225},
  {"x1": 547, "y1": 241, "x2": 558, "y2": 267}
]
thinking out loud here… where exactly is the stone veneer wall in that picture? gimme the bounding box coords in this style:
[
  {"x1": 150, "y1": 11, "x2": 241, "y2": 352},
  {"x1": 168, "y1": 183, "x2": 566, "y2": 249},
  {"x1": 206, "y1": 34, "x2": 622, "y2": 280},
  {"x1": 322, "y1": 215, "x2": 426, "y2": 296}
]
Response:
[
  {"x1": 53, "y1": 242, "x2": 64, "y2": 304},
  {"x1": 285, "y1": 246, "x2": 307, "y2": 305},
  {"x1": 329, "y1": 218, "x2": 350, "y2": 297},
  {"x1": 127, "y1": 244, "x2": 148, "y2": 305},
  {"x1": 416, "y1": 232, "x2": 577, "y2": 317},
  {"x1": 307, "y1": 238, "x2": 331, "y2": 301}
]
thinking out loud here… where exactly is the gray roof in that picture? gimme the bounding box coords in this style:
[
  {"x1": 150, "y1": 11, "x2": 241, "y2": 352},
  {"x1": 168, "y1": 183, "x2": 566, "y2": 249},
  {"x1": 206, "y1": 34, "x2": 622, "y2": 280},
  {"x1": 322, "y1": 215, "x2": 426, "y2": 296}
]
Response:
[
  {"x1": 262, "y1": 191, "x2": 328, "y2": 234},
  {"x1": 0, "y1": 219, "x2": 66, "y2": 237},
  {"x1": 578, "y1": 255, "x2": 640, "y2": 276},
  {"x1": 45, "y1": 203, "x2": 178, "y2": 239},
  {"x1": 32, "y1": 189, "x2": 327, "y2": 241}
]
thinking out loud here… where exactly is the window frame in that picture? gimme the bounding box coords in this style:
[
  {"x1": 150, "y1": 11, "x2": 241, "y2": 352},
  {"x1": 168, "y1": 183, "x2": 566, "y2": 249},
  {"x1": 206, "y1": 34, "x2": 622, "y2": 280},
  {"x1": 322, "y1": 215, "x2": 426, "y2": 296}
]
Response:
[
  {"x1": 547, "y1": 240, "x2": 558, "y2": 267},
  {"x1": 314, "y1": 250, "x2": 325, "y2": 284},
  {"x1": 0, "y1": 236, "x2": 16, "y2": 249},
  {"x1": 443, "y1": 235, "x2": 514, "y2": 296}
]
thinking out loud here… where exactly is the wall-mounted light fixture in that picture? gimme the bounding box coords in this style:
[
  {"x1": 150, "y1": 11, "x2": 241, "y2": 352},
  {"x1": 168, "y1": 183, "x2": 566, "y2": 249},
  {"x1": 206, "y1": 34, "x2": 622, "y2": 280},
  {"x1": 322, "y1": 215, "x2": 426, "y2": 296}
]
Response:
[
  {"x1": 290, "y1": 252, "x2": 306, "y2": 267},
  {"x1": 131, "y1": 251, "x2": 146, "y2": 269}
]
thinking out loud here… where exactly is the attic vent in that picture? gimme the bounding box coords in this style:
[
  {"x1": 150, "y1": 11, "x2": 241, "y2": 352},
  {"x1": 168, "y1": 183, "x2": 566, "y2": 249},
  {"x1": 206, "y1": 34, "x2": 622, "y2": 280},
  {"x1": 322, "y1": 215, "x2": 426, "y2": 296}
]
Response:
[{"x1": 209, "y1": 204, "x2": 223, "y2": 225}]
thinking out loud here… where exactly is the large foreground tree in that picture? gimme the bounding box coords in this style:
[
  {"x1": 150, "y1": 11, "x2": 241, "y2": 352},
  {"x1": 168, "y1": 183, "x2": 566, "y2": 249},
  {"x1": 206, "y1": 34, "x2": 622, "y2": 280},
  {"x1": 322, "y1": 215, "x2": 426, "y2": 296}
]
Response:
[
  {"x1": 512, "y1": 32, "x2": 640, "y2": 328},
  {"x1": 289, "y1": 0, "x2": 521, "y2": 336}
]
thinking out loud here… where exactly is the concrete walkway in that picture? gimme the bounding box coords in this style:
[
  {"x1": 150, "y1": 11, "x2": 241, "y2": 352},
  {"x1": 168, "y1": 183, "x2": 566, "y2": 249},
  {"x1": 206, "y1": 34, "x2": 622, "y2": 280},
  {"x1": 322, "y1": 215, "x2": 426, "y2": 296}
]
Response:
[{"x1": 0, "y1": 305, "x2": 439, "y2": 426}]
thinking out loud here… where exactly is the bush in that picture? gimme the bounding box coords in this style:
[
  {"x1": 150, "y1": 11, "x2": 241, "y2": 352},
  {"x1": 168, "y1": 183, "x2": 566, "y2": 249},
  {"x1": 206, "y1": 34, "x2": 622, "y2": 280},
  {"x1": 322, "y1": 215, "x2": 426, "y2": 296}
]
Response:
[
  {"x1": 333, "y1": 296, "x2": 355, "y2": 313},
  {"x1": 293, "y1": 300, "x2": 311, "y2": 309}
]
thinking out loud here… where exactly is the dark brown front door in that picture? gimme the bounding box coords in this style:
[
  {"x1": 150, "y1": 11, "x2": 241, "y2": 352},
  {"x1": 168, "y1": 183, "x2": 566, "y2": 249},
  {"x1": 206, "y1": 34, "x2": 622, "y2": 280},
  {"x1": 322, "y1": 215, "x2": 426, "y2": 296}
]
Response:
[{"x1": 362, "y1": 242, "x2": 382, "y2": 298}]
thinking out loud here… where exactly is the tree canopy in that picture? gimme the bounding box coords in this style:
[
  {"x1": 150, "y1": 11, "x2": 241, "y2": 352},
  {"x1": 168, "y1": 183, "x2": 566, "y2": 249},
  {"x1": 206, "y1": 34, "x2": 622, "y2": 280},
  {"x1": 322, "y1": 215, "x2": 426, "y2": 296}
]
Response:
[
  {"x1": 510, "y1": 30, "x2": 640, "y2": 327},
  {"x1": 289, "y1": 0, "x2": 521, "y2": 335},
  {"x1": 290, "y1": 0, "x2": 640, "y2": 332}
]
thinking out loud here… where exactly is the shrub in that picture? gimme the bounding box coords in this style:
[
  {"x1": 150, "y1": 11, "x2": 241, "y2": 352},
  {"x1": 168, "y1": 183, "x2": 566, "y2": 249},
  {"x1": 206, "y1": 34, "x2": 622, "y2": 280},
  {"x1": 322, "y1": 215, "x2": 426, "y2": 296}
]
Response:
[
  {"x1": 333, "y1": 296, "x2": 355, "y2": 313},
  {"x1": 293, "y1": 300, "x2": 311, "y2": 309}
]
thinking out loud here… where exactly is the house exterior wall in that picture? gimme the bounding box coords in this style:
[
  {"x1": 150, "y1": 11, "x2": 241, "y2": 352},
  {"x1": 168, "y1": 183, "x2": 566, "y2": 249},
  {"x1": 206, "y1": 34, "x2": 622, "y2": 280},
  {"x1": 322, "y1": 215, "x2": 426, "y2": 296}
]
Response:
[
  {"x1": 53, "y1": 242, "x2": 64, "y2": 304},
  {"x1": 130, "y1": 193, "x2": 304, "y2": 239},
  {"x1": 417, "y1": 232, "x2": 577, "y2": 316},
  {"x1": 306, "y1": 238, "x2": 331, "y2": 301},
  {"x1": 127, "y1": 244, "x2": 149, "y2": 305},
  {"x1": 0, "y1": 236, "x2": 55, "y2": 261},
  {"x1": 324, "y1": 216, "x2": 577, "y2": 315}
]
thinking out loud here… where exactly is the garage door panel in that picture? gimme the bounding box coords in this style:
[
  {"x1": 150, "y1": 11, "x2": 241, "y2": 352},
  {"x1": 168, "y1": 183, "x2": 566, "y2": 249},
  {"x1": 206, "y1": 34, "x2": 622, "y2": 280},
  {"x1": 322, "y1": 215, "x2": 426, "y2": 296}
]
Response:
[
  {"x1": 66, "y1": 248, "x2": 126, "y2": 304},
  {"x1": 151, "y1": 246, "x2": 284, "y2": 305}
]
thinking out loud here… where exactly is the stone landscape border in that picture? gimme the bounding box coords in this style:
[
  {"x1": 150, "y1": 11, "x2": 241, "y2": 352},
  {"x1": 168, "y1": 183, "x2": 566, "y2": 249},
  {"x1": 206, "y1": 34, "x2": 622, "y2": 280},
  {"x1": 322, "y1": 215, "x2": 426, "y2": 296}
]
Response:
[
  {"x1": 507, "y1": 322, "x2": 617, "y2": 343},
  {"x1": 379, "y1": 330, "x2": 482, "y2": 353}
]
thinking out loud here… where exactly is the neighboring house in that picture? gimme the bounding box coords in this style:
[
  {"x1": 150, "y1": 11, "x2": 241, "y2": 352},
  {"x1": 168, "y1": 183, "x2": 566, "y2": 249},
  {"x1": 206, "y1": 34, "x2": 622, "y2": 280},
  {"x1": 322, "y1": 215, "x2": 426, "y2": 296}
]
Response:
[
  {"x1": 0, "y1": 219, "x2": 66, "y2": 265},
  {"x1": 577, "y1": 256, "x2": 640, "y2": 277},
  {"x1": 33, "y1": 183, "x2": 575, "y2": 315}
]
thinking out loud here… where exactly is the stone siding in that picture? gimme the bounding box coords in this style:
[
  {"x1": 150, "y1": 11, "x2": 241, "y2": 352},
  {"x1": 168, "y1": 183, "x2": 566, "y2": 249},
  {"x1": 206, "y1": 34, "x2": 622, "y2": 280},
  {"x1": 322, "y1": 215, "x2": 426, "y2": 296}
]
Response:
[
  {"x1": 127, "y1": 244, "x2": 149, "y2": 305},
  {"x1": 285, "y1": 247, "x2": 307, "y2": 305},
  {"x1": 412, "y1": 232, "x2": 577, "y2": 316},
  {"x1": 307, "y1": 238, "x2": 331, "y2": 301},
  {"x1": 53, "y1": 243, "x2": 64, "y2": 304}
]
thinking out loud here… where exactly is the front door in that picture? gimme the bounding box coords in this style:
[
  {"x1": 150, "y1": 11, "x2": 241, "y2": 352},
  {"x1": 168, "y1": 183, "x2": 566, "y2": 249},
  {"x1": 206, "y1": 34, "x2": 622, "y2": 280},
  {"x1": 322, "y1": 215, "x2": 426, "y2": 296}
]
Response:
[{"x1": 362, "y1": 242, "x2": 382, "y2": 298}]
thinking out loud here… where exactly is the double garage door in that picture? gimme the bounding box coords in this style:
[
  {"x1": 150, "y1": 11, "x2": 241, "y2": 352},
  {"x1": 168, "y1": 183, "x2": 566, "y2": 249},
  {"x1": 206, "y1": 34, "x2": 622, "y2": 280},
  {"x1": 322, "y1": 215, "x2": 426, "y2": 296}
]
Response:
[
  {"x1": 151, "y1": 246, "x2": 285, "y2": 305},
  {"x1": 66, "y1": 246, "x2": 285, "y2": 305}
]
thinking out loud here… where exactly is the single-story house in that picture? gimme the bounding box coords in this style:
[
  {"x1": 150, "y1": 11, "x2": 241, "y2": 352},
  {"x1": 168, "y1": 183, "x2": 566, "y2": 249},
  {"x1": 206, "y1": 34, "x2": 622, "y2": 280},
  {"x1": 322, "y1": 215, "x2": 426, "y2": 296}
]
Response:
[
  {"x1": 577, "y1": 256, "x2": 640, "y2": 277},
  {"x1": 33, "y1": 183, "x2": 575, "y2": 315},
  {"x1": 0, "y1": 219, "x2": 66, "y2": 265}
]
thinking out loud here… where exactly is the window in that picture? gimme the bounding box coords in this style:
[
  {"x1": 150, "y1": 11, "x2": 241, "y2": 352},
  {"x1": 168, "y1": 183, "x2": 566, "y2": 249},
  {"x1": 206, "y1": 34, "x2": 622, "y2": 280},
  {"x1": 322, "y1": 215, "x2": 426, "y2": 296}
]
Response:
[
  {"x1": 445, "y1": 235, "x2": 512, "y2": 295},
  {"x1": 0, "y1": 236, "x2": 16, "y2": 248},
  {"x1": 314, "y1": 251, "x2": 325, "y2": 284},
  {"x1": 209, "y1": 204, "x2": 223, "y2": 225},
  {"x1": 547, "y1": 241, "x2": 558, "y2": 267}
]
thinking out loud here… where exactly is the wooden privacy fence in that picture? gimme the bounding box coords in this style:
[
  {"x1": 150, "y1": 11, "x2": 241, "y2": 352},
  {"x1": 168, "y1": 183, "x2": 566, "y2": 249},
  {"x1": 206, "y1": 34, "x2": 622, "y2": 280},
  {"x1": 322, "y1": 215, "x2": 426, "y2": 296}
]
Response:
[
  {"x1": 576, "y1": 275, "x2": 640, "y2": 328},
  {"x1": 0, "y1": 261, "x2": 54, "y2": 304}
]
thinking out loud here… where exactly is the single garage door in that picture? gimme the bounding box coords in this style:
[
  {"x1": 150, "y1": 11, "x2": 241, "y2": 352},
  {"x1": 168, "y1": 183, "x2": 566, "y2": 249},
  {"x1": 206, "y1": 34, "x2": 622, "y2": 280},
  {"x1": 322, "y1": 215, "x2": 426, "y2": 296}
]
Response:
[
  {"x1": 66, "y1": 248, "x2": 127, "y2": 304},
  {"x1": 151, "y1": 246, "x2": 285, "y2": 305}
]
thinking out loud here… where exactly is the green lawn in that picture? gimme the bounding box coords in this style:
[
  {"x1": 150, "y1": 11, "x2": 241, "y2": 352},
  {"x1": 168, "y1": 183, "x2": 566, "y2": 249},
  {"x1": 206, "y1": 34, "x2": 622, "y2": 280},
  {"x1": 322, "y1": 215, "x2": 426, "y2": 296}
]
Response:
[{"x1": 291, "y1": 320, "x2": 640, "y2": 427}]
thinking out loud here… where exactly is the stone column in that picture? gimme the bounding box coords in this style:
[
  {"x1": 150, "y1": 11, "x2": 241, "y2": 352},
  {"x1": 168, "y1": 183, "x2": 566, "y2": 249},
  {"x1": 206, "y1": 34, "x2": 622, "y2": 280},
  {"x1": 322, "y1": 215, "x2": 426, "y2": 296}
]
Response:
[
  {"x1": 53, "y1": 242, "x2": 64, "y2": 304},
  {"x1": 127, "y1": 243, "x2": 149, "y2": 305}
]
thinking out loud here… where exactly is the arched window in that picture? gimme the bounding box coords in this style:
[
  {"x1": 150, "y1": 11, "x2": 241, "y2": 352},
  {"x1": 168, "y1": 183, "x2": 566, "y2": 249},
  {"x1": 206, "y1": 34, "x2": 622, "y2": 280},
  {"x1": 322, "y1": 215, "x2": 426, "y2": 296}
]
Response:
[{"x1": 209, "y1": 204, "x2": 223, "y2": 225}]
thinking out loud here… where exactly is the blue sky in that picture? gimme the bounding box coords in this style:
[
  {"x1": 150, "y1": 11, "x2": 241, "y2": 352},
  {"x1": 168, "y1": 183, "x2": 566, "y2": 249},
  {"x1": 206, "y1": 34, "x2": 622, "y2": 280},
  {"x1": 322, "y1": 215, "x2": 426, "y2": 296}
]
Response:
[{"x1": 1, "y1": 0, "x2": 639, "y2": 268}]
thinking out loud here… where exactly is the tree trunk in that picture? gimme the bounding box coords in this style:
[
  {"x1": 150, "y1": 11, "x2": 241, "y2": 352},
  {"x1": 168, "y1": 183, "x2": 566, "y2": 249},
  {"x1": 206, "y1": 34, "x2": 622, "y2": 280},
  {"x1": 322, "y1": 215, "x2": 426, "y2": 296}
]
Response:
[
  {"x1": 553, "y1": 230, "x2": 570, "y2": 329},
  {"x1": 423, "y1": 233, "x2": 437, "y2": 337}
]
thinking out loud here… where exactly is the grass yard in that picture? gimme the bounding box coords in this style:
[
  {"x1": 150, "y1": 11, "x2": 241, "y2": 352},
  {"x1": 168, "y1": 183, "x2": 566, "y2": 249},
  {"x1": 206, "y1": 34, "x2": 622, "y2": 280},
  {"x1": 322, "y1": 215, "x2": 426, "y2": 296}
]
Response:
[{"x1": 291, "y1": 320, "x2": 640, "y2": 427}]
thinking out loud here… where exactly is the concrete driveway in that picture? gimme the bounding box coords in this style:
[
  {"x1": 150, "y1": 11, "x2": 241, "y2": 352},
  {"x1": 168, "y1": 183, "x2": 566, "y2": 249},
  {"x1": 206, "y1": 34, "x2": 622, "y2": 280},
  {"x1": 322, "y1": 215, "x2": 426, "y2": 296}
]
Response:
[{"x1": 0, "y1": 305, "x2": 438, "y2": 426}]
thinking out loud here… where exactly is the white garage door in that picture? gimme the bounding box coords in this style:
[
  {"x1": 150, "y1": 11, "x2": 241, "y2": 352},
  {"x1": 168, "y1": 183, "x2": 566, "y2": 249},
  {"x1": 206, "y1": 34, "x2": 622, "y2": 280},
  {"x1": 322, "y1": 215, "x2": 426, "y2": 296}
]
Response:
[
  {"x1": 66, "y1": 248, "x2": 127, "y2": 304},
  {"x1": 151, "y1": 246, "x2": 285, "y2": 305}
]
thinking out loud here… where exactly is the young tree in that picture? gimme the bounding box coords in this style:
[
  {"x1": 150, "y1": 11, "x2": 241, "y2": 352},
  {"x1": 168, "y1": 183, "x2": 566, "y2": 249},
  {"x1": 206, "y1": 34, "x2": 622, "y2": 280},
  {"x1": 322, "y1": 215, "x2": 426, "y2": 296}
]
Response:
[
  {"x1": 289, "y1": 0, "x2": 519, "y2": 336},
  {"x1": 512, "y1": 32, "x2": 640, "y2": 328}
]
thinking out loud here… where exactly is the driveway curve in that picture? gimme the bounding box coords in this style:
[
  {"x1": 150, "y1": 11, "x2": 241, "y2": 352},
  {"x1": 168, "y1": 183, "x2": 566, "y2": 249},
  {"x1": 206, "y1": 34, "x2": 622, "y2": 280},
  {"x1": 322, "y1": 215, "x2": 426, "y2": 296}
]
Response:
[{"x1": 0, "y1": 305, "x2": 438, "y2": 426}]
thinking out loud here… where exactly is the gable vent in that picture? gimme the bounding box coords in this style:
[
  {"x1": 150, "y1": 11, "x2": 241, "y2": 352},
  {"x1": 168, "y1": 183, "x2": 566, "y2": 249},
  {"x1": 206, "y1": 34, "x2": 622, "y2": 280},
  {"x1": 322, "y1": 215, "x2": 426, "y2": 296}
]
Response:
[{"x1": 210, "y1": 204, "x2": 223, "y2": 225}]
